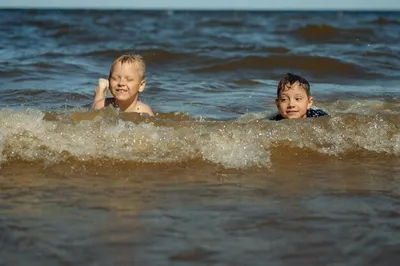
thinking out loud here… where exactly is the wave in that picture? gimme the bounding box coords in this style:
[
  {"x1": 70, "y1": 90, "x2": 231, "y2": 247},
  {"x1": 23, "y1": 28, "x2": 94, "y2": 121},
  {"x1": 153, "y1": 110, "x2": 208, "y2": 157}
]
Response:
[
  {"x1": 83, "y1": 48, "x2": 177, "y2": 57},
  {"x1": 292, "y1": 24, "x2": 376, "y2": 43},
  {"x1": 48, "y1": 27, "x2": 89, "y2": 39},
  {"x1": 1, "y1": 62, "x2": 87, "y2": 79},
  {"x1": 362, "y1": 51, "x2": 400, "y2": 59},
  {"x1": 0, "y1": 90, "x2": 91, "y2": 107},
  {"x1": 82, "y1": 48, "x2": 198, "y2": 64},
  {"x1": 198, "y1": 19, "x2": 245, "y2": 28},
  {"x1": 0, "y1": 69, "x2": 30, "y2": 78},
  {"x1": 193, "y1": 55, "x2": 370, "y2": 79},
  {"x1": 233, "y1": 79, "x2": 262, "y2": 86},
  {"x1": 0, "y1": 108, "x2": 398, "y2": 169},
  {"x1": 369, "y1": 17, "x2": 400, "y2": 25}
]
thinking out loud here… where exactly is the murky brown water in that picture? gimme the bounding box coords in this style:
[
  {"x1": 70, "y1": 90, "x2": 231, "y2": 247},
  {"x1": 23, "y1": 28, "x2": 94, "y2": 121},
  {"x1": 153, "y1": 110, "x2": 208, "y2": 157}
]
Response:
[{"x1": 1, "y1": 154, "x2": 399, "y2": 266}]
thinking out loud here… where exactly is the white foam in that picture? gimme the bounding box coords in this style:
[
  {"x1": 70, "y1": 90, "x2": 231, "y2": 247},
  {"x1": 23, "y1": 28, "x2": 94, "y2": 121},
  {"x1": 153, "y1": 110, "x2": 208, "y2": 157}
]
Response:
[{"x1": 0, "y1": 109, "x2": 398, "y2": 169}]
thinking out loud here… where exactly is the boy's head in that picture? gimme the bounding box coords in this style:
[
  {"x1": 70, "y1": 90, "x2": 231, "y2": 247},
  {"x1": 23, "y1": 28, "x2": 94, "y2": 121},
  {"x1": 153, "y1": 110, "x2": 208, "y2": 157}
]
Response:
[
  {"x1": 108, "y1": 54, "x2": 146, "y2": 102},
  {"x1": 109, "y1": 54, "x2": 146, "y2": 80},
  {"x1": 275, "y1": 73, "x2": 314, "y2": 119}
]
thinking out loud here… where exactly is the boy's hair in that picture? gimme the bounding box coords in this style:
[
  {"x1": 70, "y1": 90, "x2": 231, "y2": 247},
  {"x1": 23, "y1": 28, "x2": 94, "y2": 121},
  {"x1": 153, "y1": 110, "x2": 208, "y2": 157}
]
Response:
[
  {"x1": 277, "y1": 73, "x2": 310, "y2": 98},
  {"x1": 109, "y1": 54, "x2": 146, "y2": 80}
]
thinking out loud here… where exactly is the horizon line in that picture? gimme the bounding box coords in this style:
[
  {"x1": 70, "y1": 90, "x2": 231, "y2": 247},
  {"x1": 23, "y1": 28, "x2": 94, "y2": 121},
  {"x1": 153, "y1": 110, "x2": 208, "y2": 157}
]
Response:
[{"x1": 1, "y1": 6, "x2": 400, "y2": 11}]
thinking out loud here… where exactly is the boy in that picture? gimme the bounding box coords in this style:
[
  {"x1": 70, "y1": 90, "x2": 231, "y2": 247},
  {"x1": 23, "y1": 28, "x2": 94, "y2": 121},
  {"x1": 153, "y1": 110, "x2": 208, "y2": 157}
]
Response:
[
  {"x1": 270, "y1": 73, "x2": 328, "y2": 121},
  {"x1": 93, "y1": 54, "x2": 154, "y2": 116}
]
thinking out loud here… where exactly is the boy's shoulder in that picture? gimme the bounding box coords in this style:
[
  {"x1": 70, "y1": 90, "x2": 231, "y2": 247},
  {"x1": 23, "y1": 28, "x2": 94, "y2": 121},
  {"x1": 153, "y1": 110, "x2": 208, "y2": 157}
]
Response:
[{"x1": 138, "y1": 101, "x2": 154, "y2": 116}]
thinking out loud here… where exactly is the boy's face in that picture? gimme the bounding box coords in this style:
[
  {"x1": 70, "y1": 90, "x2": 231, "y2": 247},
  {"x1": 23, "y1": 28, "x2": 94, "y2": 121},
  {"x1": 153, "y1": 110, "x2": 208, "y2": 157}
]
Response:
[
  {"x1": 275, "y1": 82, "x2": 313, "y2": 119},
  {"x1": 109, "y1": 62, "x2": 145, "y2": 102}
]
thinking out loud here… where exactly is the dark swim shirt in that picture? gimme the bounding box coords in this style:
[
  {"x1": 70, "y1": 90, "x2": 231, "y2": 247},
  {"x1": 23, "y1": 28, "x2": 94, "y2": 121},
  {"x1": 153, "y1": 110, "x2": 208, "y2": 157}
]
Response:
[{"x1": 270, "y1": 108, "x2": 328, "y2": 121}]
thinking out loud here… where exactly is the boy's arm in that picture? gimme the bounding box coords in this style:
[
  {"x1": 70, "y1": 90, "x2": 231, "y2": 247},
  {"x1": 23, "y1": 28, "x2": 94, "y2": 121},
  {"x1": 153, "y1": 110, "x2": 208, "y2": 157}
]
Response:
[{"x1": 93, "y1": 78, "x2": 109, "y2": 109}]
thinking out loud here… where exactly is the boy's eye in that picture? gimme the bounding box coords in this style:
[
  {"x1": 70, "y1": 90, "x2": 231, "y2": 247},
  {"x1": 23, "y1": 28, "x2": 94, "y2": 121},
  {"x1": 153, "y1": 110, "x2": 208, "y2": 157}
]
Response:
[
  {"x1": 280, "y1": 98, "x2": 287, "y2": 102},
  {"x1": 296, "y1": 98, "x2": 302, "y2": 101}
]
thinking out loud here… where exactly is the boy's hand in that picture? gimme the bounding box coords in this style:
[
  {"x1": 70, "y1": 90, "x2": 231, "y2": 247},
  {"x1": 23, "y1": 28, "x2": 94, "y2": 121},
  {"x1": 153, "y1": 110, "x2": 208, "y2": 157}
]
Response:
[{"x1": 95, "y1": 78, "x2": 109, "y2": 96}]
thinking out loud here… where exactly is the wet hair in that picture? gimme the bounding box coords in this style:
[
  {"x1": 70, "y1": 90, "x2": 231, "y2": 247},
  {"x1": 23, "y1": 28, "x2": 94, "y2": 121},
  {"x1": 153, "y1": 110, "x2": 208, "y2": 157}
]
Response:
[
  {"x1": 109, "y1": 54, "x2": 146, "y2": 80},
  {"x1": 277, "y1": 73, "x2": 310, "y2": 98}
]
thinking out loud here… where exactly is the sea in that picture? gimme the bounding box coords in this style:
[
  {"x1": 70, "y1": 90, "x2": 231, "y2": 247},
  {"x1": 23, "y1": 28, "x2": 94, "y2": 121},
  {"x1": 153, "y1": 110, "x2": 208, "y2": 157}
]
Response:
[{"x1": 0, "y1": 9, "x2": 399, "y2": 266}]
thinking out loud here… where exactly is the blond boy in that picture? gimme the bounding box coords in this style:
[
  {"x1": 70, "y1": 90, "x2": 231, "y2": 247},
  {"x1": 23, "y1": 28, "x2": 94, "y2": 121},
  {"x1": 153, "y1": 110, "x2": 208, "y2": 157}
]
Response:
[{"x1": 93, "y1": 54, "x2": 154, "y2": 116}]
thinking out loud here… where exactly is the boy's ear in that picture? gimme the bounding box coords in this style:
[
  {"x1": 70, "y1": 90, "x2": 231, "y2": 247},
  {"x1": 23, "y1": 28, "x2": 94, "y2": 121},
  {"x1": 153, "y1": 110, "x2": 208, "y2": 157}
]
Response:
[
  {"x1": 139, "y1": 79, "x2": 146, "y2": 92},
  {"x1": 307, "y1": 96, "x2": 314, "y2": 109},
  {"x1": 275, "y1": 99, "x2": 279, "y2": 108}
]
